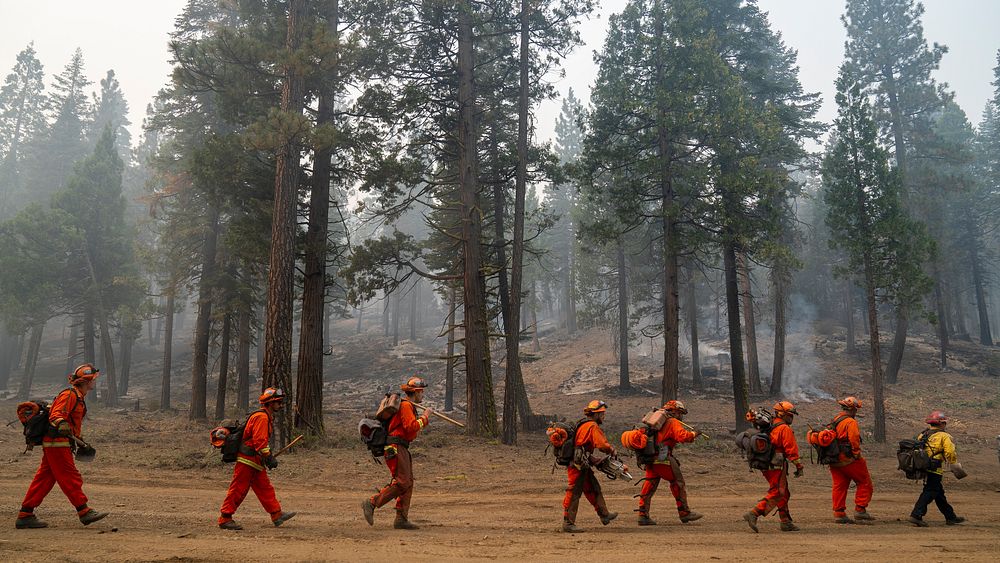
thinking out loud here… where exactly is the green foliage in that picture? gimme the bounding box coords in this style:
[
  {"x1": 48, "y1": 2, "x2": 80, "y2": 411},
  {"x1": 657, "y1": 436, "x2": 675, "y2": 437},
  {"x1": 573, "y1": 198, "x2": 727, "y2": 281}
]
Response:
[{"x1": 821, "y1": 69, "x2": 933, "y2": 307}]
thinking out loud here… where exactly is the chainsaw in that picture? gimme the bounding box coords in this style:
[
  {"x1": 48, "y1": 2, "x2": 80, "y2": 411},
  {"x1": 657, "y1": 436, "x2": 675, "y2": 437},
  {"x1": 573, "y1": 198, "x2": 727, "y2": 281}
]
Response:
[{"x1": 588, "y1": 452, "x2": 633, "y2": 481}]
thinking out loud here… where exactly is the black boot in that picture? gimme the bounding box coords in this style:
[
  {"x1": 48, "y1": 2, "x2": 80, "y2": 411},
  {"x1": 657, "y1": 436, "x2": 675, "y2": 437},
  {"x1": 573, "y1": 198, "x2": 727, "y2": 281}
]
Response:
[
  {"x1": 394, "y1": 511, "x2": 418, "y2": 530},
  {"x1": 15, "y1": 515, "x2": 48, "y2": 529}
]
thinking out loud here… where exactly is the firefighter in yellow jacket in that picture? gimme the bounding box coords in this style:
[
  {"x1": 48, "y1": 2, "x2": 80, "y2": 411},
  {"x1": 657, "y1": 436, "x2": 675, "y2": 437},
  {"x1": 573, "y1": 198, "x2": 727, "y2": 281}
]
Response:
[{"x1": 908, "y1": 411, "x2": 965, "y2": 527}]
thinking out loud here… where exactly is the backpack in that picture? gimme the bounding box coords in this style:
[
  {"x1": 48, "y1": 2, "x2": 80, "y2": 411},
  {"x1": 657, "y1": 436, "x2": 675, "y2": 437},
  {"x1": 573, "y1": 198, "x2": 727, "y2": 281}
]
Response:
[
  {"x1": 807, "y1": 415, "x2": 852, "y2": 465},
  {"x1": 897, "y1": 429, "x2": 942, "y2": 480},
  {"x1": 359, "y1": 418, "x2": 389, "y2": 459},
  {"x1": 622, "y1": 426, "x2": 660, "y2": 468},
  {"x1": 737, "y1": 424, "x2": 775, "y2": 470},
  {"x1": 16, "y1": 400, "x2": 50, "y2": 450},
  {"x1": 546, "y1": 419, "x2": 586, "y2": 466},
  {"x1": 212, "y1": 410, "x2": 265, "y2": 463}
]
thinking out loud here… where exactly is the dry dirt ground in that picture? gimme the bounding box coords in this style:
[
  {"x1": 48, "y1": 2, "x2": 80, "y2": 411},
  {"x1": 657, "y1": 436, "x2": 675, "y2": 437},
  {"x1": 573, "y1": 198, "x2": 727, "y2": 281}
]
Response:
[{"x1": 1, "y1": 327, "x2": 998, "y2": 562}]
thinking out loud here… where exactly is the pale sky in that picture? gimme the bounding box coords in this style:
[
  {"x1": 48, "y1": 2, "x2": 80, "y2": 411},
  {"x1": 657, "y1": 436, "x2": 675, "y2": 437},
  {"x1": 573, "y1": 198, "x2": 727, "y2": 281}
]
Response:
[{"x1": 1, "y1": 0, "x2": 998, "y2": 150}]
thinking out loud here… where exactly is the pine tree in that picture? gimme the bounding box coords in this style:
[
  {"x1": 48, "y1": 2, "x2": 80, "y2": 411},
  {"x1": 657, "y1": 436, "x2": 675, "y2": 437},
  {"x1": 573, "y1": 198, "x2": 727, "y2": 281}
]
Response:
[
  {"x1": 822, "y1": 68, "x2": 933, "y2": 442},
  {"x1": 842, "y1": 0, "x2": 949, "y2": 383},
  {"x1": 89, "y1": 69, "x2": 132, "y2": 166},
  {"x1": 0, "y1": 43, "x2": 47, "y2": 217}
]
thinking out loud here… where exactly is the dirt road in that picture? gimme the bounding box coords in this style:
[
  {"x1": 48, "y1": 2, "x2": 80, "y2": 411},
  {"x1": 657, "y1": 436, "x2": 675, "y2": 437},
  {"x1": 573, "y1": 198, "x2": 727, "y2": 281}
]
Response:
[{"x1": 2, "y1": 425, "x2": 997, "y2": 562}]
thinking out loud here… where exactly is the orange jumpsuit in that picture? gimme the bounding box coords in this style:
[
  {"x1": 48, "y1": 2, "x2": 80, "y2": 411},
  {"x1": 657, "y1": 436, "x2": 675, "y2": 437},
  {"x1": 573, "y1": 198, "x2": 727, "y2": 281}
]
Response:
[
  {"x1": 563, "y1": 419, "x2": 614, "y2": 524},
  {"x1": 370, "y1": 399, "x2": 429, "y2": 519},
  {"x1": 828, "y1": 412, "x2": 873, "y2": 517},
  {"x1": 20, "y1": 387, "x2": 96, "y2": 519},
  {"x1": 751, "y1": 420, "x2": 801, "y2": 523},
  {"x1": 219, "y1": 409, "x2": 283, "y2": 524},
  {"x1": 638, "y1": 417, "x2": 697, "y2": 518}
]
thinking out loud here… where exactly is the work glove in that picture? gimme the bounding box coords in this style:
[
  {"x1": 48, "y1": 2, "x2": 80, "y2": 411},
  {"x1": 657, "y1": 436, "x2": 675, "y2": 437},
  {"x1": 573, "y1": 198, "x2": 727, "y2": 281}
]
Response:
[
  {"x1": 793, "y1": 464, "x2": 804, "y2": 478},
  {"x1": 56, "y1": 421, "x2": 72, "y2": 437},
  {"x1": 263, "y1": 454, "x2": 278, "y2": 470}
]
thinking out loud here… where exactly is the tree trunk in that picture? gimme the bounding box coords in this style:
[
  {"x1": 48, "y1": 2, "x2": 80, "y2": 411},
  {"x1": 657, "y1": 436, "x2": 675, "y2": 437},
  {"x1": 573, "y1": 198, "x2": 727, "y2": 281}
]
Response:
[
  {"x1": 445, "y1": 285, "x2": 457, "y2": 412},
  {"x1": 83, "y1": 307, "x2": 95, "y2": 364},
  {"x1": 883, "y1": 69, "x2": 910, "y2": 385},
  {"x1": 16, "y1": 322, "x2": 44, "y2": 400},
  {"x1": 864, "y1": 259, "x2": 887, "y2": 443},
  {"x1": 723, "y1": 220, "x2": 749, "y2": 430},
  {"x1": 84, "y1": 246, "x2": 118, "y2": 407},
  {"x1": 160, "y1": 290, "x2": 174, "y2": 411},
  {"x1": 968, "y1": 222, "x2": 994, "y2": 345},
  {"x1": 392, "y1": 291, "x2": 400, "y2": 346},
  {"x1": 190, "y1": 205, "x2": 219, "y2": 420},
  {"x1": 118, "y1": 334, "x2": 133, "y2": 397},
  {"x1": 770, "y1": 268, "x2": 787, "y2": 397},
  {"x1": 845, "y1": 282, "x2": 857, "y2": 354},
  {"x1": 236, "y1": 309, "x2": 251, "y2": 414},
  {"x1": 687, "y1": 266, "x2": 701, "y2": 389},
  {"x1": 215, "y1": 313, "x2": 232, "y2": 420},
  {"x1": 738, "y1": 252, "x2": 762, "y2": 395},
  {"x1": 65, "y1": 319, "x2": 79, "y2": 375},
  {"x1": 409, "y1": 280, "x2": 418, "y2": 341},
  {"x1": 295, "y1": 0, "x2": 336, "y2": 436},
  {"x1": 530, "y1": 281, "x2": 541, "y2": 353},
  {"x1": 458, "y1": 2, "x2": 497, "y2": 437},
  {"x1": 932, "y1": 265, "x2": 949, "y2": 368},
  {"x1": 152, "y1": 297, "x2": 164, "y2": 346},
  {"x1": 382, "y1": 297, "x2": 390, "y2": 337},
  {"x1": 617, "y1": 238, "x2": 630, "y2": 391},
  {"x1": 356, "y1": 303, "x2": 363, "y2": 334},
  {"x1": 263, "y1": 0, "x2": 308, "y2": 446}
]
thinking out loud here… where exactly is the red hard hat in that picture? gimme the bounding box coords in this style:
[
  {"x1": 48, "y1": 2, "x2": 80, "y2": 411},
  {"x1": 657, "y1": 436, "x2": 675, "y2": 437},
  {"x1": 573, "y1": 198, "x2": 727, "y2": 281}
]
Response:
[
  {"x1": 925, "y1": 410, "x2": 947, "y2": 425},
  {"x1": 210, "y1": 427, "x2": 230, "y2": 448},
  {"x1": 662, "y1": 400, "x2": 688, "y2": 415},
  {"x1": 773, "y1": 401, "x2": 798, "y2": 416},
  {"x1": 69, "y1": 363, "x2": 100, "y2": 385},
  {"x1": 258, "y1": 387, "x2": 285, "y2": 405},
  {"x1": 838, "y1": 396, "x2": 863, "y2": 410},
  {"x1": 401, "y1": 376, "x2": 428, "y2": 393},
  {"x1": 584, "y1": 400, "x2": 607, "y2": 414}
]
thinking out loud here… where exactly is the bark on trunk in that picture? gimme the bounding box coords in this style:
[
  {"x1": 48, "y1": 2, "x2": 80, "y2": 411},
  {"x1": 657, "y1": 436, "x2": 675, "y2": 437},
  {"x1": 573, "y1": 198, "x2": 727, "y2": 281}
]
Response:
[
  {"x1": 190, "y1": 205, "x2": 219, "y2": 420},
  {"x1": 83, "y1": 307, "x2": 95, "y2": 364},
  {"x1": 530, "y1": 282, "x2": 541, "y2": 353},
  {"x1": 738, "y1": 252, "x2": 762, "y2": 395},
  {"x1": 864, "y1": 260, "x2": 887, "y2": 443},
  {"x1": 263, "y1": 0, "x2": 308, "y2": 446},
  {"x1": 883, "y1": 68, "x2": 910, "y2": 386},
  {"x1": 215, "y1": 313, "x2": 232, "y2": 420},
  {"x1": 65, "y1": 320, "x2": 79, "y2": 375},
  {"x1": 932, "y1": 266, "x2": 949, "y2": 369},
  {"x1": 295, "y1": 1, "x2": 336, "y2": 436},
  {"x1": 770, "y1": 269, "x2": 787, "y2": 397},
  {"x1": 160, "y1": 291, "x2": 175, "y2": 411},
  {"x1": 118, "y1": 335, "x2": 133, "y2": 397},
  {"x1": 236, "y1": 309, "x2": 251, "y2": 414},
  {"x1": 968, "y1": 223, "x2": 994, "y2": 345},
  {"x1": 458, "y1": 3, "x2": 497, "y2": 436},
  {"x1": 445, "y1": 285, "x2": 457, "y2": 412},
  {"x1": 16, "y1": 323, "x2": 44, "y2": 400},
  {"x1": 84, "y1": 246, "x2": 118, "y2": 407},
  {"x1": 687, "y1": 267, "x2": 701, "y2": 389},
  {"x1": 409, "y1": 280, "x2": 418, "y2": 341},
  {"x1": 845, "y1": 282, "x2": 857, "y2": 354},
  {"x1": 392, "y1": 291, "x2": 400, "y2": 346},
  {"x1": 617, "y1": 238, "x2": 630, "y2": 391}
]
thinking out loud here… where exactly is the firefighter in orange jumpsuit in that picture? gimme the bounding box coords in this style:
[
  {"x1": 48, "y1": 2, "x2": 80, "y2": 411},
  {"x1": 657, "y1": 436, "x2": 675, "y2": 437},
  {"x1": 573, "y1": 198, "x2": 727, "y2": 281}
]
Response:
[
  {"x1": 637, "y1": 400, "x2": 703, "y2": 526},
  {"x1": 218, "y1": 387, "x2": 296, "y2": 530},
  {"x1": 562, "y1": 400, "x2": 618, "y2": 533},
  {"x1": 743, "y1": 401, "x2": 804, "y2": 533},
  {"x1": 829, "y1": 396, "x2": 875, "y2": 523},
  {"x1": 362, "y1": 376, "x2": 432, "y2": 530},
  {"x1": 16, "y1": 364, "x2": 109, "y2": 529}
]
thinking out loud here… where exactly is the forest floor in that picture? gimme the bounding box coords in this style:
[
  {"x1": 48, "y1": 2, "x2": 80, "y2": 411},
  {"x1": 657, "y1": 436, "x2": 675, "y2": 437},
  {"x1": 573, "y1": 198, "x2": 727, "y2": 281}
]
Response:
[{"x1": 1, "y1": 324, "x2": 999, "y2": 561}]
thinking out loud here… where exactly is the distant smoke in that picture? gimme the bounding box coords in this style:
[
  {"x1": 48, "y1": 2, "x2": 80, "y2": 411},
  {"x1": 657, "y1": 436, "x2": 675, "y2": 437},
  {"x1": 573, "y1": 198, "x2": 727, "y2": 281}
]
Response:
[{"x1": 768, "y1": 293, "x2": 832, "y2": 401}]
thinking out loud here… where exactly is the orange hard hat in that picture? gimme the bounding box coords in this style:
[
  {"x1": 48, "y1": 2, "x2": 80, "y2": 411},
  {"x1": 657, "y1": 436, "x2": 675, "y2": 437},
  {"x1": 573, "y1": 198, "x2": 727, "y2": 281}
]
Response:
[
  {"x1": 772, "y1": 400, "x2": 798, "y2": 416},
  {"x1": 925, "y1": 411, "x2": 947, "y2": 425},
  {"x1": 258, "y1": 387, "x2": 285, "y2": 405},
  {"x1": 210, "y1": 427, "x2": 230, "y2": 448},
  {"x1": 69, "y1": 363, "x2": 100, "y2": 385},
  {"x1": 584, "y1": 400, "x2": 607, "y2": 415},
  {"x1": 662, "y1": 400, "x2": 688, "y2": 415},
  {"x1": 838, "y1": 396, "x2": 862, "y2": 410},
  {"x1": 401, "y1": 376, "x2": 428, "y2": 393}
]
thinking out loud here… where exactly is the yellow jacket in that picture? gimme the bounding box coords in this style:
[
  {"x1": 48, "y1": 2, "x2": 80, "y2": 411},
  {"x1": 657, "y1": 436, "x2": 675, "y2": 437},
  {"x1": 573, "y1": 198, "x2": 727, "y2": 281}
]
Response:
[{"x1": 920, "y1": 428, "x2": 957, "y2": 475}]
